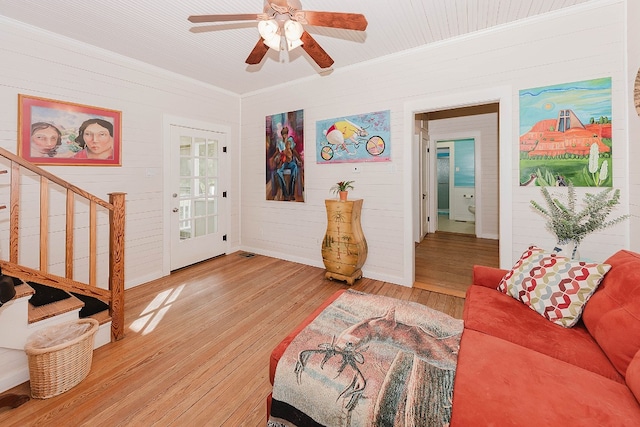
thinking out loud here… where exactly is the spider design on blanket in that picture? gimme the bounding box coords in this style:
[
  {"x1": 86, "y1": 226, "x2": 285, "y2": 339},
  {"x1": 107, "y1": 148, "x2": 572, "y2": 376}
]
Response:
[{"x1": 295, "y1": 336, "x2": 368, "y2": 412}]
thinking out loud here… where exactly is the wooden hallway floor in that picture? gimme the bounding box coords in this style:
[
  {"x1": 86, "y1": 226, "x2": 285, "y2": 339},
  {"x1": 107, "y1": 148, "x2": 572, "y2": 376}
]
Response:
[
  {"x1": 414, "y1": 232, "x2": 500, "y2": 297},
  {"x1": 1, "y1": 253, "x2": 465, "y2": 426}
]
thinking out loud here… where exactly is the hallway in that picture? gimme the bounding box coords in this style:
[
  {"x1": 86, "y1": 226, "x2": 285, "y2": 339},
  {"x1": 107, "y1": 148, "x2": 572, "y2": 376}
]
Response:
[
  {"x1": 414, "y1": 231, "x2": 499, "y2": 297},
  {"x1": 437, "y1": 214, "x2": 475, "y2": 235}
]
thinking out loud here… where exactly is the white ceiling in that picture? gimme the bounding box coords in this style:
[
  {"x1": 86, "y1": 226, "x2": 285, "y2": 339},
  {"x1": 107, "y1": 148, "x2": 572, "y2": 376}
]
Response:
[{"x1": 0, "y1": 0, "x2": 598, "y2": 95}]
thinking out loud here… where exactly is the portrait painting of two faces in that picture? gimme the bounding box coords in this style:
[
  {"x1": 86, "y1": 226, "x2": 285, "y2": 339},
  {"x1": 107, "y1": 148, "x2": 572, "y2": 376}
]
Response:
[{"x1": 18, "y1": 95, "x2": 121, "y2": 166}]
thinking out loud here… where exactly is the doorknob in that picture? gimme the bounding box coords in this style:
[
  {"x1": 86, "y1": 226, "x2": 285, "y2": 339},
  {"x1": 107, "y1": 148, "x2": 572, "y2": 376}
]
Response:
[
  {"x1": 172, "y1": 193, "x2": 178, "y2": 198},
  {"x1": 172, "y1": 208, "x2": 179, "y2": 213}
]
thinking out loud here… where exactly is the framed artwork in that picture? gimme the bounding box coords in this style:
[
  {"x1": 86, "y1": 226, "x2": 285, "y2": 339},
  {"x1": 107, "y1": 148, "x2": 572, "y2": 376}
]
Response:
[
  {"x1": 18, "y1": 94, "x2": 122, "y2": 166},
  {"x1": 316, "y1": 110, "x2": 391, "y2": 164},
  {"x1": 266, "y1": 109, "x2": 304, "y2": 202},
  {"x1": 519, "y1": 77, "x2": 612, "y2": 187}
]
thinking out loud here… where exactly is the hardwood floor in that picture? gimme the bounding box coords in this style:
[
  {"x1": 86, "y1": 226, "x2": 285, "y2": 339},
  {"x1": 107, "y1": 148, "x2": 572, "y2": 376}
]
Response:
[
  {"x1": 0, "y1": 253, "x2": 465, "y2": 426},
  {"x1": 414, "y1": 231, "x2": 500, "y2": 297}
]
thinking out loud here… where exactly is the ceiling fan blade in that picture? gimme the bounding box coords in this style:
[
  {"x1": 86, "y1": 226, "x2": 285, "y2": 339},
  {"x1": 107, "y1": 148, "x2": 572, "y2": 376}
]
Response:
[
  {"x1": 300, "y1": 31, "x2": 334, "y2": 69},
  {"x1": 188, "y1": 14, "x2": 259, "y2": 24},
  {"x1": 189, "y1": 22, "x2": 257, "y2": 33},
  {"x1": 246, "y1": 38, "x2": 270, "y2": 65},
  {"x1": 299, "y1": 11, "x2": 368, "y2": 31}
]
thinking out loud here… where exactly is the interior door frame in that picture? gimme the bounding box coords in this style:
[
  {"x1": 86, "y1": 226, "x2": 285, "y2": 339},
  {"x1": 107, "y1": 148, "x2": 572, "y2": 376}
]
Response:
[
  {"x1": 419, "y1": 125, "x2": 429, "y2": 240},
  {"x1": 414, "y1": 122, "x2": 430, "y2": 243},
  {"x1": 430, "y1": 133, "x2": 482, "y2": 235},
  {"x1": 162, "y1": 115, "x2": 231, "y2": 276},
  {"x1": 404, "y1": 86, "x2": 512, "y2": 286},
  {"x1": 435, "y1": 141, "x2": 455, "y2": 224}
]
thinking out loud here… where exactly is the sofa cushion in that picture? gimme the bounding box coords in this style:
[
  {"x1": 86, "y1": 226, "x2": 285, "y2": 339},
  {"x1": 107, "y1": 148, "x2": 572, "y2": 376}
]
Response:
[
  {"x1": 498, "y1": 246, "x2": 610, "y2": 327},
  {"x1": 583, "y1": 250, "x2": 640, "y2": 378},
  {"x1": 450, "y1": 330, "x2": 640, "y2": 426},
  {"x1": 464, "y1": 284, "x2": 623, "y2": 382},
  {"x1": 627, "y1": 350, "x2": 640, "y2": 404}
]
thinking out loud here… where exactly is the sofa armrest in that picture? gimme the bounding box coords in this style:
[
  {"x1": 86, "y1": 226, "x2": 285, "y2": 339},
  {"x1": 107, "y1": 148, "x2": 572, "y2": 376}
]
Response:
[{"x1": 473, "y1": 265, "x2": 508, "y2": 289}]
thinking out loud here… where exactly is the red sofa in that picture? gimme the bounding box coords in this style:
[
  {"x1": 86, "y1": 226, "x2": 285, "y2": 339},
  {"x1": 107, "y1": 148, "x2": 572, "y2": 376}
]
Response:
[{"x1": 269, "y1": 249, "x2": 640, "y2": 425}]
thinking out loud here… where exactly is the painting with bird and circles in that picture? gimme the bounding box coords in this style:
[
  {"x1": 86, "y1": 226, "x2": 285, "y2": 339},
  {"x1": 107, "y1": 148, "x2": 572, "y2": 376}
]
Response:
[
  {"x1": 519, "y1": 77, "x2": 612, "y2": 187},
  {"x1": 316, "y1": 110, "x2": 391, "y2": 164}
]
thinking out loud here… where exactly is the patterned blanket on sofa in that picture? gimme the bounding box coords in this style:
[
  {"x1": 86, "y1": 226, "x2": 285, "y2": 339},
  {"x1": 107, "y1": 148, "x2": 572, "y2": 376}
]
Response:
[{"x1": 268, "y1": 290, "x2": 464, "y2": 427}]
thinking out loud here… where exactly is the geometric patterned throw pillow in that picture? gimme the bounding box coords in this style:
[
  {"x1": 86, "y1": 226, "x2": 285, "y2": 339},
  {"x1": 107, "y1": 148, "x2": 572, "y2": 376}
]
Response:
[{"x1": 498, "y1": 246, "x2": 611, "y2": 327}]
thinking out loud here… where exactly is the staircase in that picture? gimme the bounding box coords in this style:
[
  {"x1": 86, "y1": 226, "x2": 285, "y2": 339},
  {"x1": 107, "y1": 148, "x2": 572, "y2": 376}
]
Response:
[{"x1": 0, "y1": 148, "x2": 125, "y2": 394}]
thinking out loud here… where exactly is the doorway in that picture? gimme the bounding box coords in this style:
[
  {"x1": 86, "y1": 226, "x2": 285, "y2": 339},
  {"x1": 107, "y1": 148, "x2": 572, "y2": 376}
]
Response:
[
  {"x1": 169, "y1": 125, "x2": 229, "y2": 270},
  {"x1": 436, "y1": 139, "x2": 476, "y2": 235},
  {"x1": 163, "y1": 116, "x2": 230, "y2": 274},
  {"x1": 413, "y1": 102, "x2": 501, "y2": 293}
]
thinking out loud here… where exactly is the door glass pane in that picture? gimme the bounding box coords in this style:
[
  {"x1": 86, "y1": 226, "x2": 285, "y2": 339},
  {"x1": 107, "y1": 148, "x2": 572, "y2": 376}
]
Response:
[
  {"x1": 194, "y1": 198, "x2": 207, "y2": 216},
  {"x1": 207, "y1": 199, "x2": 217, "y2": 215},
  {"x1": 197, "y1": 159, "x2": 207, "y2": 177},
  {"x1": 208, "y1": 140, "x2": 218, "y2": 157},
  {"x1": 179, "y1": 200, "x2": 191, "y2": 220},
  {"x1": 180, "y1": 158, "x2": 191, "y2": 176},
  {"x1": 208, "y1": 215, "x2": 217, "y2": 233},
  {"x1": 180, "y1": 137, "x2": 191, "y2": 155},
  {"x1": 194, "y1": 178, "x2": 204, "y2": 196},
  {"x1": 180, "y1": 179, "x2": 191, "y2": 197},
  {"x1": 207, "y1": 159, "x2": 217, "y2": 176},
  {"x1": 194, "y1": 217, "x2": 206, "y2": 237},
  {"x1": 207, "y1": 178, "x2": 216, "y2": 196},
  {"x1": 179, "y1": 220, "x2": 191, "y2": 240},
  {"x1": 196, "y1": 138, "x2": 207, "y2": 156}
]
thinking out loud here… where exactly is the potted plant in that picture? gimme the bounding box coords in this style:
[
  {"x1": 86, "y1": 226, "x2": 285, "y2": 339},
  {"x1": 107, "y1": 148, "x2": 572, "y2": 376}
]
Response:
[
  {"x1": 330, "y1": 180, "x2": 355, "y2": 201},
  {"x1": 530, "y1": 183, "x2": 628, "y2": 259}
]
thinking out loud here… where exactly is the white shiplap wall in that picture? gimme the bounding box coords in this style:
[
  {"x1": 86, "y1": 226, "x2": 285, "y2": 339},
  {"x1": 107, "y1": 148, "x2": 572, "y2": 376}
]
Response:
[
  {"x1": 0, "y1": 2, "x2": 635, "y2": 291},
  {"x1": 0, "y1": 17, "x2": 241, "y2": 289},
  {"x1": 628, "y1": 0, "x2": 640, "y2": 252},
  {"x1": 240, "y1": 0, "x2": 631, "y2": 286}
]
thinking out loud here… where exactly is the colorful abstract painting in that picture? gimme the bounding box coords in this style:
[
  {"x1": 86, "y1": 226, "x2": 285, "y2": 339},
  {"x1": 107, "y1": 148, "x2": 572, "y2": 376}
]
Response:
[
  {"x1": 316, "y1": 110, "x2": 391, "y2": 164},
  {"x1": 266, "y1": 109, "x2": 304, "y2": 202},
  {"x1": 519, "y1": 77, "x2": 612, "y2": 187}
]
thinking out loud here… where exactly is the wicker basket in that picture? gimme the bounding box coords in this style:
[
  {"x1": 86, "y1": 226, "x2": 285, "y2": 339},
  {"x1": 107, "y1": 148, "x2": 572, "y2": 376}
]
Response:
[{"x1": 24, "y1": 318, "x2": 99, "y2": 399}]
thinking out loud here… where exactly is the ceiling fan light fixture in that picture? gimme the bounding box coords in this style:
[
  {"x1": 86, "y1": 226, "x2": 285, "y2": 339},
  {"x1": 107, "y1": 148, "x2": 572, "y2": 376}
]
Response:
[
  {"x1": 283, "y1": 20, "x2": 304, "y2": 51},
  {"x1": 258, "y1": 19, "x2": 282, "y2": 51},
  {"x1": 286, "y1": 37, "x2": 303, "y2": 51},
  {"x1": 284, "y1": 20, "x2": 303, "y2": 40},
  {"x1": 258, "y1": 19, "x2": 278, "y2": 38},
  {"x1": 263, "y1": 34, "x2": 282, "y2": 51}
]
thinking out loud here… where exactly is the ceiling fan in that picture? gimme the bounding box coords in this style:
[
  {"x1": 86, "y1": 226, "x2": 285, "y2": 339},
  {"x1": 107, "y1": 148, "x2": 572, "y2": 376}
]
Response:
[{"x1": 188, "y1": 0, "x2": 368, "y2": 69}]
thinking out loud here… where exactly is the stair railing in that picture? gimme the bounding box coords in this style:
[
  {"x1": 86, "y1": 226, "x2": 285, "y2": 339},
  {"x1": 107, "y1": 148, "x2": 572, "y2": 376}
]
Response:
[{"x1": 0, "y1": 147, "x2": 125, "y2": 341}]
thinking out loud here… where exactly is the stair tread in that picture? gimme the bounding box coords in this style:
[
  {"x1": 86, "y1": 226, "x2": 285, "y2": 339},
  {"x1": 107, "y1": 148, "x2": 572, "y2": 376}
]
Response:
[
  {"x1": 13, "y1": 282, "x2": 34, "y2": 299},
  {"x1": 15, "y1": 278, "x2": 111, "y2": 325},
  {"x1": 28, "y1": 293, "x2": 84, "y2": 324},
  {"x1": 89, "y1": 310, "x2": 111, "y2": 325}
]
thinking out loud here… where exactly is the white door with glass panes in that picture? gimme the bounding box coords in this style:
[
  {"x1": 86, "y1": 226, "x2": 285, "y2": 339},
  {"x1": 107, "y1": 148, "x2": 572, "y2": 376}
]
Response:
[{"x1": 170, "y1": 125, "x2": 227, "y2": 270}]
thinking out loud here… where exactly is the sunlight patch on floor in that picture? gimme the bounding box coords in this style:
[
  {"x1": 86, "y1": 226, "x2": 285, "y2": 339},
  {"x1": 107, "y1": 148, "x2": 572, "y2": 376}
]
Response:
[{"x1": 130, "y1": 284, "x2": 185, "y2": 335}]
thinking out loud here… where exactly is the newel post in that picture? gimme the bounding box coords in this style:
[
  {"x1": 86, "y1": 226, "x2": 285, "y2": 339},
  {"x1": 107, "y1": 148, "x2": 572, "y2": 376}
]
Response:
[{"x1": 109, "y1": 192, "x2": 126, "y2": 341}]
